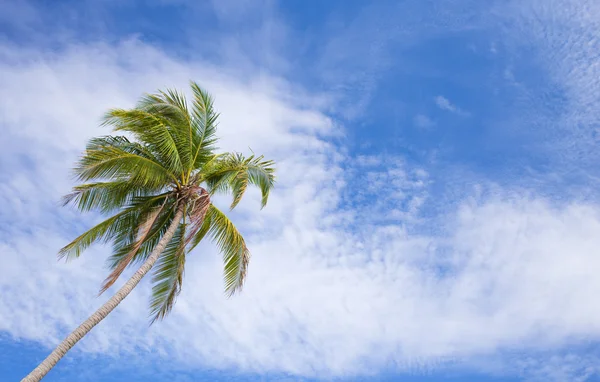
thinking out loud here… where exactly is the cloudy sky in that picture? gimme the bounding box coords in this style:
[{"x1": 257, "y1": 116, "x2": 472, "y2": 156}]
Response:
[{"x1": 2, "y1": 0, "x2": 600, "y2": 381}]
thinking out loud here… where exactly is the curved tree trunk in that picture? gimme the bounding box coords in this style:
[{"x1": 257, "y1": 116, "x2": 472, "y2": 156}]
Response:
[{"x1": 21, "y1": 207, "x2": 184, "y2": 382}]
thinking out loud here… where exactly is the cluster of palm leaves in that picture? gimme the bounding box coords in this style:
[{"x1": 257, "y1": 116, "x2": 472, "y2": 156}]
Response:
[{"x1": 22, "y1": 81, "x2": 275, "y2": 381}]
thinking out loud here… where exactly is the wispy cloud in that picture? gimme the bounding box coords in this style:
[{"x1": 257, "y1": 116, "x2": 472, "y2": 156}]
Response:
[
  {"x1": 305, "y1": 1, "x2": 490, "y2": 120},
  {"x1": 434, "y1": 95, "x2": 468, "y2": 116},
  {"x1": 488, "y1": 0, "x2": 600, "y2": 173}
]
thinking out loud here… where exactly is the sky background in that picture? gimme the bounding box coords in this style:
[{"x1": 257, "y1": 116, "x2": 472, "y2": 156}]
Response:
[{"x1": 2, "y1": 0, "x2": 600, "y2": 381}]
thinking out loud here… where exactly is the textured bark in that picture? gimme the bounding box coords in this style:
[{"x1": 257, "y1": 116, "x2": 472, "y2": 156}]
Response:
[{"x1": 21, "y1": 207, "x2": 185, "y2": 382}]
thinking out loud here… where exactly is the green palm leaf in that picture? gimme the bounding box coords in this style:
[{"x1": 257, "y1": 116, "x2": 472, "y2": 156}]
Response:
[
  {"x1": 189, "y1": 82, "x2": 219, "y2": 174},
  {"x1": 203, "y1": 152, "x2": 275, "y2": 209},
  {"x1": 149, "y1": 223, "x2": 186, "y2": 323},
  {"x1": 59, "y1": 194, "x2": 169, "y2": 261},
  {"x1": 204, "y1": 205, "x2": 250, "y2": 296},
  {"x1": 100, "y1": 201, "x2": 168, "y2": 294},
  {"x1": 105, "y1": 203, "x2": 176, "y2": 272},
  {"x1": 62, "y1": 180, "x2": 161, "y2": 214},
  {"x1": 75, "y1": 136, "x2": 179, "y2": 188},
  {"x1": 102, "y1": 108, "x2": 185, "y2": 177},
  {"x1": 136, "y1": 90, "x2": 194, "y2": 174}
]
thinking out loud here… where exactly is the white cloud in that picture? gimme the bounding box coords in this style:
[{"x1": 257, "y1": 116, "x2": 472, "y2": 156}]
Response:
[
  {"x1": 491, "y1": 0, "x2": 600, "y2": 170},
  {"x1": 434, "y1": 95, "x2": 468, "y2": 116},
  {"x1": 515, "y1": 354, "x2": 600, "y2": 382},
  {"x1": 1, "y1": 39, "x2": 600, "y2": 382},
  {"x1": 435, "y1": 95, "x2": 455, "y2": 112},
  {"x1": 343, "y1": 155, "x2": 429, "y2": 225}
]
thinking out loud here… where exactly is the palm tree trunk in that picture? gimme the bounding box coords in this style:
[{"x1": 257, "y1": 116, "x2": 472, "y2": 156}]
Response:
[{"x1": 21, "y1": 207, "x2": 185, "y2": 382}]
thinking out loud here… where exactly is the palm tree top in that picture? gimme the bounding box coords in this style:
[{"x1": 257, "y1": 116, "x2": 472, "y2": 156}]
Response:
[{"x1": 60, "y1": 81, "x2": 276, "y2": 323}]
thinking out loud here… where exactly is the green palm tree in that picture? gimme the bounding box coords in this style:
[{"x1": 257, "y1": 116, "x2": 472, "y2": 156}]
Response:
[{"x1": 22, "y1": 82, "x2": 275, "y2": 381}]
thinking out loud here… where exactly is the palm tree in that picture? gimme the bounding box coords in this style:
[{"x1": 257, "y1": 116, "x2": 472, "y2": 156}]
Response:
[{"x1": 21, "y1": 82, "x2": 275, "y2": 381}]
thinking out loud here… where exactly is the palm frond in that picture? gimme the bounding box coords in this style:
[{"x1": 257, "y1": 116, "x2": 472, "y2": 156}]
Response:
[
  {"x1": 58, "y1": 194, "x2": 168, "y2": 261},
  {"x1": 203, "y1": 152, "x2": 275, "y2": 209},
  {"x1": 62, "y1": 180, "x2": 161, "y2": 214},
  {"x1": 75, "y1": 136, "x2": 178, "y2": 188},
  {"x1": 102, "y1": 108, "x2": 185, "y2": 177},
  {"x1": 99, "y1": 202, "x2": 167, "y2": 294},
  {"x1": 149, "y1": 223, "x2": 186, "y2": 323},
  {"x1": 104, "y1": 203, "x2": 176, "y2": 273},
  {"x1": 189, "y1": 82, "x2": 219, "y2": 172},
  {"x1": 205, "y1": 205, "x2": 250, "y2": 296},
  {"x1": 58, "y1": 212, "x2": 126, "y2": 261},
  {"x1": 185, "y1": 205, "x2": 213, "y2": 252},
  {"x1": 136, "y1": 90, "x2": 195, "y2": 176}
]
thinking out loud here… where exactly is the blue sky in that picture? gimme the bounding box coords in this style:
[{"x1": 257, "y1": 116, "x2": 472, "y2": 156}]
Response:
[{"x1": 2, "y1": 0, "x2": 600, "y2": 381}]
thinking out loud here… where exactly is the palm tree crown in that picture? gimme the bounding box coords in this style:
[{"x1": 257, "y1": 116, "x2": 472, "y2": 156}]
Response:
[{"x1": 60, "y1": 82, "x2": 275, "y2": 322}]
